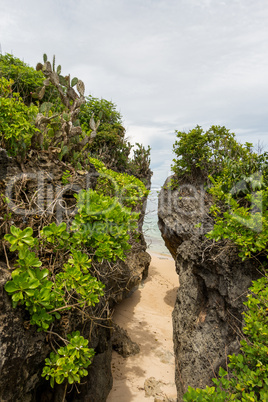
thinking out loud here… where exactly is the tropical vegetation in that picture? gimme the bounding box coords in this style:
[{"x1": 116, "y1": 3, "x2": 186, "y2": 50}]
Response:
[
  {"x1": 172, "y1": 125, "x2": 268, "y2": 401},
  {"x1": 0, "y1": 52, "x2": 151, "y2": 396}
]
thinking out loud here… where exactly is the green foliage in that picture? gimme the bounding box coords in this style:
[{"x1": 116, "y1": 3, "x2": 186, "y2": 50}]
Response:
[
  {"x1": 4, "y1": 224, "x2": 104, "y2": 331},
  {"x1": 78, "y1": 96, "x2": 135, "y2": 170},
  {"x1": 0, "y1": 53, "x2": 151, "y2": 177},
  {"x1": 183, "y1": 276, "x2": 268, "y2": 401},
  {"x1": 55, "y1": 261, "x2": 104, "y2": 308},
  {"x1": 79, "y1": 95, "x2": 122, "y2": 129},
  {"x1": 2, "y1": 52, "x2": 150, "y2": 393},
  {"x1": 71, "y1": 188, "x2": 139, "y2": 262},
  {"x1": 5, "y1": 225, "x2": 36, "y2": 251},
  {"x1": 0, "y1": 53, "x2": 44, "y2": 104},
  {"x1": 171, "y1": 125, "x2": 255, "y2": 182},
  {"x1": 0, "y1": 77, "x2": 39, "y2": 161},
  {"x1": 4, "y1": 240, "x2": 58, "y2": 330},
  {"x1": 41, "y1": 222, "x2": 70, "y2": 248},
  {"x1": 89, "y1": 157, "x2": 149, "y2": 209},
  {"x1": 86, "y1": 126, "x2": 132, "y2": 170},
  {"x1": 207, "y1": 186, "x2": 268, "y2": 261},
  {"x1": 130, "y1": 143, "x2": 151, "y2": 177},
  {"x1": 206, "y1": 150, "x2": 268, "y2": 261},
  {"x1": 0, "y1": 53, "x2": 59, "y2": 106},
  {"x1": 42, "y1": 331, "x2": 95, "y2": 388},
  {"x1": 171, "y1": 126, "x2": 268, "y2": 400}
]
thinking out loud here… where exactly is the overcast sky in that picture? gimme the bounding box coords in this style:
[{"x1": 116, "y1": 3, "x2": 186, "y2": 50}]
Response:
[{"x1": 1, "y1": 0, "x2": 268, "y2": 192}]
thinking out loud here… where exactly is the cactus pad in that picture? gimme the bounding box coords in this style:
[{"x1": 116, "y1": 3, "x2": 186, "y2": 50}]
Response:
[
  {"x1": 71, "y1": 77, "x2": 78, "y2": 87},
  {"x1": 36, "y1": 63, "x2": 43, "y2": 71},
  {"x1": 77, "y1": 80, "x2": 85, "y2": 96}
]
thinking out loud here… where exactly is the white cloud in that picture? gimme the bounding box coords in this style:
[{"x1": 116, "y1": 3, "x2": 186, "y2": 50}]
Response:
[{"x1": 1, "y1": 0, "x2": 267, "y2": 187}]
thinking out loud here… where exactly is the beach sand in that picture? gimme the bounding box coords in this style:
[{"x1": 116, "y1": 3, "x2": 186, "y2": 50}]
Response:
[{"x1": 107, "y1": 252, "x2": 179, "y2": 401}]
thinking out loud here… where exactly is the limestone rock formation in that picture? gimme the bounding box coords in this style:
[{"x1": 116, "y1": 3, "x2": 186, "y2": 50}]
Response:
[
  {"x1": 111, "y1": 323, "x2": 140, "y2": 357},
  {"x1": 0, "y1": 151, "x2": 151, "y2": 402},
  {"x1": 158, "y1": 176, "x2": 261, "y2": 401}
]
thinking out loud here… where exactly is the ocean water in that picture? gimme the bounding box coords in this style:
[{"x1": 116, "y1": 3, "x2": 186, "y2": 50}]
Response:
[{"x1": 143, "y1": 190, "x2": 171, "y2": 256}]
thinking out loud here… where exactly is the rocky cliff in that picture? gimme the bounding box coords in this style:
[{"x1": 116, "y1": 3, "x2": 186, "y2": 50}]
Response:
[
  {"x1": 158, "y1": 176, "x2": 261, "y2": 401},
  {"x1": 0, "y1": 149, "x2": 151, "y2": 402}
]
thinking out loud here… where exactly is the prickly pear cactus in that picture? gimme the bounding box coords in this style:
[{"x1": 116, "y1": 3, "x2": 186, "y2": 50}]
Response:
[{"x1": 34, "y1": 54, "x2": 87, "y2": 151}]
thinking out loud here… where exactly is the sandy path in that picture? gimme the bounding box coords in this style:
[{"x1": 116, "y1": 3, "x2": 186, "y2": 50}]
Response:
[{"x1": 107, "y1": 253, "x2": 179, "y2": 401}]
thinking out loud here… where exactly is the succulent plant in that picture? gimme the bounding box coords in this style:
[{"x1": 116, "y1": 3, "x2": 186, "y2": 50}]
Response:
[
  {"x1": 71, "y1": 77, "x2": 78, "y2": 87},
  {"x1": 34, "y1": 54, "x2": 87, "y2": 153},
  {"x1": 89, "y1": 114, "x2": 100, "y2": 139},
  {"x1": 77, "y1": 80, "x2": 85, "y2": 96}
]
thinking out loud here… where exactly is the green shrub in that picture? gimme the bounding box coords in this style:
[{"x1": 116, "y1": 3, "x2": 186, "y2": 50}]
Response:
[
  {"x1": 206, "y1": 149, "x2": 268, "y2": 261},
  {"x1": 86, "y1": 126, "x2": 132, "y2": 170},
  {"x1": 71, "y1": 188, "x2": 139, "y2": 261},
  {"x1": 89, "y1": 157, "x2": 150, "y2": 209},
  {"x1": 42, "y1": 331, "x2": 95, "y2": 388},
  {"x1": 79, "y1": 95, "x2": 123, "y2": 128},
  {"x1": 0, "y1": 53, "x2": 44, "y2": 104},
  {"x1": 0, "y1": 53, "x2": 59, "y2": 106},
  {"x1": 4, "y1": 224, "x2": 104, "y2": 331},
  {"x1": 0, "y1": 77, "x2": 39, "y2": 161},
  {"x1": 171, "y1": 125, "x2": 256, "y2": 182},
  {"x1": 172, "y1": 126, "x2": 268, "y2": 400},
  {"x1": 129, "y1": 143, "x2": 151, "y2": 178},
  {"x1": 207, "y1": 185, "x2": 268, "y2": 261}
]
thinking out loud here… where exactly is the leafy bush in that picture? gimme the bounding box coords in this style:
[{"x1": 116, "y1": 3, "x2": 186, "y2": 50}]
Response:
[
  {"x1": 172, "y1": 126, "x2": 268, "y2": 400},
  {"x1": 4, "y1": 224, "x2": 104, "y2": 331},
  {"x1": 79, "y1": 97, "x2": 130, "y2": 170},
  {"x1": 86, "y1": 126, "x2": 132, "y2": 170},
  {"x1": 206, "y1": 148, "x2": 268, "y2": 261},
  {"x1": 89, "y1": 157, "x2": 150, "y2": 209},
  {"x1": 79, "y1": 95, "x2": 123, "y2": 129},
  {"x1": 42, "y1": 331, "x2": 95, "y2": 388},
  {"x1": 208, "y1": 185, "x2": 268, "y2": 261},
  {"x1": 71, "y1": 188, "x2": 139, "y2": 261},
  {"x1": 0, "y1": 77, "x2": 39, "y2": 161},
  {"x1": 171, "y1": 125, "x2": 256, "y2": 182},
  {"x1": 128, "y1": 143, "x2": 151, "y2": 178},
  {"x1": 0, "y1": 53, "x2": 59, "y2": 106},
  {"x1": 0, "y1": 53, "x2": 44, "y2": 104}
]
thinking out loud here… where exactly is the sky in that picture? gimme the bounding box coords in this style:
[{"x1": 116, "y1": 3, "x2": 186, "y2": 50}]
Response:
[{"x1": 1, "y1": 0, "x2": 268, "y2": 197}]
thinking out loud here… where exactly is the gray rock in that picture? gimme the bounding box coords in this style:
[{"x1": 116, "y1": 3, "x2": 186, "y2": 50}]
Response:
[
  {"x1": 0, "y1": 148, "x2": 9, "y2": 181},
  {"x1": 112, "y1": 323, "x2": 140, "y2": 357},
  {"x1": 158, "y1": 176, "x2": 261, "y2": 401},
  {"x1": 0, "y1": 154, "x2": 151, "y2": 401}
]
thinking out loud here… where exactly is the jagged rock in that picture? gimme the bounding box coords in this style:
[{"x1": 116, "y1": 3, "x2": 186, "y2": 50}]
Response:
[
  {"x1": 0, "y1": 148, "x2": 9, "y2": 181},
  {"x1": 158, "y1": 175, "x2": 262, "y2": 401},
  {"x1": 158, "y1": 176, "x2": 213, "y2": 259},
  {"x1": 0, "y1": 263, "x2": 49, "y2": 402},
  {"x1": 0, "y1": 152, "x2": 151, "y2": 401},
  {"x1": 111, "y1": 323, "x2": 140, "y2": 357}
]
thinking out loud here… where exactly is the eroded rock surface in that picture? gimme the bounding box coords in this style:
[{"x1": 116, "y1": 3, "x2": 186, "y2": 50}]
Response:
[
  {"x1": 158, "y1": 176, "x2": 261, "y2": 401},
  {"x1": 111, "y1": 323, "x2": 140, "y2": 357},
  {"x1": 0, "y1": 152, "x2": 151, "y2": 402}
]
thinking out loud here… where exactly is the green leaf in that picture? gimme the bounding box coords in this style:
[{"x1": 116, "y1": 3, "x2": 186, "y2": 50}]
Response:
[
  {"x1": 5, "y1": 280, "x2": 19, "y2": 293},
  {"x1": 71, "y1": 77, "x2": 78, "y2": 87}
]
